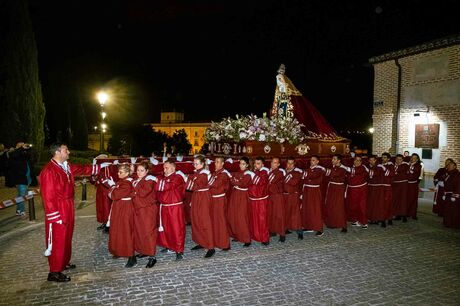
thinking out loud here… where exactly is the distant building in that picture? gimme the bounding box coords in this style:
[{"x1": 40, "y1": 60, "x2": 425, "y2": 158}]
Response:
[
  {"x1": 150, "y1": 111, "x2": 210, "y2": 154},
  {"x1": 370, "y1": 35, "x2": 460, "y2": 186},
  {"x1": 88, "y1": 133, "x2": 111, "y2": 151}
]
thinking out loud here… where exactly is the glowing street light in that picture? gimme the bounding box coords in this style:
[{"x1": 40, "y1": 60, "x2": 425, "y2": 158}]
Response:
[
  {"x1": 368, "y1": 127, "x2": 374, "y2": 134},
  {"x1": 96, "y1": 91, "x2": 109, "y2": 106},
  {"x1": 96, "y1": 90, "x2": 109, "y2": 152},
  {"x1": 101, "y1": 111, "x2": 107, "y2": 119}
]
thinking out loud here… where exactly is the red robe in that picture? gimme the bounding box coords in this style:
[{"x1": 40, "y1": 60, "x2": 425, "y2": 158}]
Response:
[
  {"x1": 227, "y1": 170, "x2": 252, "y2": 243},
  {"x1": 132, "y1": 177, "x2": 158, "y2": 256},
  {"x1": 346, "y1": 165, "x2": 369, "y2": 225},
  {"x1": 407, "y1": 162, "x2": 422, "y2": 218},
  {"x1": 324, "y1": 165, "x2": 347, "y2": 228},
  {"x1": 268, "y1": 168, "x2": 286, "y2": 236},
  {"x1": 367, "y1": 165, "x2": 386, "y2": 221},
  {"x1": 443, "y1": 169, "x2": 460, "y2": 228},
  {"x1": 284, "y1": 168, "x2": 303, "y2": 231},
  {"x1": 91, "y1": 165, "x2": 117, "y2": 224},
  {"x1": 108, "y1": 178, "x2": 135, "y2": 257},
  {"x1": 382, "y1": 162, "x2": 395, "y2": 220},
  {"x1": 39, "y1": 159, "x2": 95, "y2": 272},
  {"x1": 187, "y1": 169, "x2": 214, "y2": 249},
  {"x1": 209, "y1": 169, "x2": 231, "y2": 249},
  {"x1": 301, "y1": 166, "x2": 324, "y2": 231},
  {"x1": 248, "y1": 168, "x2": 270, "y2": 243},
  {"x1": 183, "y1": 190, "x2": 192, "y2": 225},
  {"x1": 392, "y1": 162, "x2": 409, "y2": 217},
  {"x1": 433, "y1": 167, "x2": 448, "y2": 217},
  {"x1": 155, "y1": 172, "x2": 186, "y2": 253}
]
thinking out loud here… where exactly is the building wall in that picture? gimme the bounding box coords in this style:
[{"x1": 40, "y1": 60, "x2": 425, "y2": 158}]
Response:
[
  {"x1": 152, "y1": 123, "x2": 210, "y2": 154},
  {"x1": 371, "y1": 43, "x2": 460, "y2": 174}
]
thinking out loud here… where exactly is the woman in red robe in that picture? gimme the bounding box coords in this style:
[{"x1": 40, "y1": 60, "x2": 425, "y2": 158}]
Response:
[
  {"x1": 407, "y1": 154, "x2": 422, "y2": 220},
  {"x1": 108, "y1": 163, "x2": 136, "y2": 267},
  {"x1": 132, "y1": 161, "x2": 158, "y2": 268},
  {"x1": 227, "y1": 157, "x2": 252, "y2": 247},
  {"x1": 301, "y1": 155, "x2": 325, "y2": 236},
  {"x1": 188, "y1": 155, "x2": 215, "y2": 258}
]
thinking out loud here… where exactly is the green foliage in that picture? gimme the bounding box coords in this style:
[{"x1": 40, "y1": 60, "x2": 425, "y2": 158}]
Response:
[{"x1": 170, "y1": 129, "x2": 192, "y2": 155}]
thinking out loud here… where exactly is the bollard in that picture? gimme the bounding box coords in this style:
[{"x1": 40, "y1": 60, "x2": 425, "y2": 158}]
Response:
[
  {"x1": 81, "y1": 178, "x2": 87, "y2": 202},
  {"x1": 28, "y1": 191, "x2": 36, "y2": 221}
]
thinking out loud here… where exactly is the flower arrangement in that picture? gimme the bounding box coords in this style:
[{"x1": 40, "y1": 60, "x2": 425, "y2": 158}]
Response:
[{"x1": 205, "y1": 114, "x2": 306, "y2": 144}]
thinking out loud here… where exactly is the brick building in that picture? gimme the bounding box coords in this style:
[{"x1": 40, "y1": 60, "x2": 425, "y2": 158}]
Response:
[{"x1": 370, "y1": 35, "x2": 460, "y2": 181}]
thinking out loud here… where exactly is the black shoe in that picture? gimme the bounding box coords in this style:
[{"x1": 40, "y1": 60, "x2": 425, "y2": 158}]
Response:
[
  {"x1": 47, "y1": 272, "x2": 71, "y2": 282},
  {"x1": 279, "y1": 236, "x2": 286, "y2": 242},
  {"x1": 191, "y1": 245, "x2": 204, "y2": 251},
  {"x1": 297, "y1": 232, "x2": 304, "y2": 240},
  {"x1": 146, "y1": 257, "x2": 157, "y2": 268},
  {"x1": 262, "y1": 241, "x2": 270, "y2": 246},
  {"x1": 341, "y1": 228, "x2": 347, "y2": 233},
  {"x1": 104, "y1": 226, "x2": 110, "y2": 233},
  {"x1": 136, "y1": 254, "x2": 148, "y2": 258},
  {"x1": 222, "y1": 247, "x2": 231, "y2": 251},
  {"x1": 64, "y1": 264, "x2": 76, "y2": 270},
  {"x1": 315, "y1": 231, "x2": 324, "y2": 237},
  {"x1": 97, "y1": 223, "x2": 106, "y2": 230},
  {"x1": 176, "y1": 253, "x2": 184, "y2": 261},
  {"x1": 394, "y1": 216, "x2": 402, "y2": 221},
  {"x1": 402, "y1": 216, "x2": 408, "y2": 223},
  {"x1": 388, "y1": 220, "x2": 393, "y2": 226},
  {"x1": 204, "y1": 249, "x2": 216, "y2": 258},
  {"x1": 269, "y1": 233, "x2": 276, "y2": 237},
  {"x1": 285, "y1": 230, "x2": 292, "y2": 235},
  {"x1": 381, "y1": 221, "x2": 386, "y2": 228},
  {"x1": 125, "y1": 256, "x2": 137, "y2": 268},
  {"x1": 243, "y1": 242, "x2": 251, "y2": 247}
]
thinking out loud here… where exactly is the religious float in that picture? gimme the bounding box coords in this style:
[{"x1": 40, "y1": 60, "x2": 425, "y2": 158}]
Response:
[{"x1": 204, "y1": 64, "x2": 351, "y2": 158}]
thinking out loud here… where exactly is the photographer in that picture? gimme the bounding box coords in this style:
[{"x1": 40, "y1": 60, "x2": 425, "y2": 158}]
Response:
[{"x1": 8, "y1": 142, "x2": 33, "y2": 217}]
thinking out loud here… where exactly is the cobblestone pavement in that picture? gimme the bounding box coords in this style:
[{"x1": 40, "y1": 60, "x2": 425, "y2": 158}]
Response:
[{"x1": 0, "y1": 191, "x2": 459, "y2": 305}]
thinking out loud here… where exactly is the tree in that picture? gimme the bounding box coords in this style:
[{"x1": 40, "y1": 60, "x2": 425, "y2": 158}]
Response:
[
  {"x1": 0, "y1": 0, "x2": 46, "y2": 153},
  {"x1": 169, "y1": 129, "x2": 192, "y2": 155}
]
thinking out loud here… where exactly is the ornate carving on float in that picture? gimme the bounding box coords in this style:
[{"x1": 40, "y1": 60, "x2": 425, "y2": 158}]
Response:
[
  {"x1": 331, "y1": 145, "x2": 337, "y2": 153},
  {"x1": 295, "y1": 143, "x2": 310, "y2": 155},
  {"x1": 222, "y1": 143, "x2": 231, "y2": 155},
  {"x1": 263, "y1": 144, "x2": 271, "y2": 154}
]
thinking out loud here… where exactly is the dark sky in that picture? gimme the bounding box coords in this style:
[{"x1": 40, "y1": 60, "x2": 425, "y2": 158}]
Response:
[{"x1": 28, "y1": 0, "x2": 460, "y2": 133}]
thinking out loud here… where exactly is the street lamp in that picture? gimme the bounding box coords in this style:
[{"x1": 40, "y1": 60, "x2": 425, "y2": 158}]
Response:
[{"x1": 96, "y1": 91, "x2": 109, "y2": 152}]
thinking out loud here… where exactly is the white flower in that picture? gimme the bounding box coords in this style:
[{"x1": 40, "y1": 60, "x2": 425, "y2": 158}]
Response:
[{"x1": 258, "y1": 134, "x2": 266, "y2": 141}]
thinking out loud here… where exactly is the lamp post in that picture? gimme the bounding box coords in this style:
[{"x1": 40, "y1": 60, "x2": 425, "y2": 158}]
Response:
[{"x1": 96, "y1": 91, "x2": 109, "y2": 152}]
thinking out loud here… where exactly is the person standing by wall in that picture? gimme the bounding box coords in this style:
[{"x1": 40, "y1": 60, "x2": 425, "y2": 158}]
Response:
[{"x1": 8, "y1": 142, "x2": 33, "y2": 217}]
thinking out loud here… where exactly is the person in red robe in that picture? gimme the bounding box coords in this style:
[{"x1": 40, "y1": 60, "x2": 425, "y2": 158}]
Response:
[
  {"x1": 407, "y1": 153, "x2": 422, "y2": 220},
  {"x1": 267, "y1": 157, "x2": 286, "y2": 242},
  {"x1": 381, "y1": 153, "x2": 395, "y2": 226},
  {"x1": 227, "y1": 157, "x2": 253, "y2": 247},
  {"x1": 183, "y1": 190, "x2": 192, "y2": 225},
  {"x1": 346, "y1": 156, "x2": 369, "y2": 229},
  {"x1": 187, "y1": 155, "x2": 215, "y2": 258},
  {"x1": 443, "y1": 161, "x2": 460, "y2": 228},
  {"x1": 132, "y1": 161, "x2": 158, "y2": 268},
  {"x1": 433, "y1": 158, "x2": 453, "y2": 217},
  {"x1": 107, "y1": 163, "x2": 136, "y2": 267},
  {"x1": 155, "y1": 159, "x2": 186, "y2": 261},
  {"x1": 367, "y1": 156, "x2": 388, "y2": 227},
  {"x1": 324, "y1": 154, "x2": 348, "y2": 233},
  {"x1": 249, "y1": 156, "x2": 270, "y2": 245},
  {"x1": 392, "y1": 154, "x2": 410, "y2": 222},
  {"x1": 301, "y1": 155, "x2": 325, "y2": 236},
  {"x1": 208, "y1": 157, "x2": 231, "y2": 250},
  {"x1": 40, "y1": 143, "x2": 103, "y2": 282},
  {"x1": 284, "y1": 157, "x2": 303, "y2": 239}
]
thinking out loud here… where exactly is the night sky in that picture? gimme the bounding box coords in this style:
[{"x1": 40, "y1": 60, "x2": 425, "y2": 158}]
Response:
[{"x1": 28, "y1": 0, "x2": 460, "y2": 135}]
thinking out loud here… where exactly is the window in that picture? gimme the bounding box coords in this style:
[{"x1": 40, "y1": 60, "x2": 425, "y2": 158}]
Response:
[
  {"x1": 194, "y1": 140, "x2": 199, "y2": 146},
  {"x1": 194, "y1": 131, "x2": 198, "y2": 137}
]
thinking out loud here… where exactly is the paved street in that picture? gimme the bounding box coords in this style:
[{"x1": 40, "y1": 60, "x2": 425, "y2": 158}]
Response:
[{"x1": 0, "y1": 187, "x2": 459, "y2": 305}]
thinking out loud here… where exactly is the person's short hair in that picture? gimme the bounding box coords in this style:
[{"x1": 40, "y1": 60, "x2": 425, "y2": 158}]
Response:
[
  {"x1": 239, "y1": 156, "x2": 249, "y2": 164},
  {"x1": 50, "y1": 143, "x2": 66, "y2": 155},
  {"x1": 255, "y1": 156, "x2": 265, "y2": 163},
  {"x1": 287, "y1": 156, "x2": 296, "y2": 162},
  {"x1": 311, "y1": 155, "x2": 320, "y2": 161},
  {"x1": 194, "y1": 154, "x2": 206, "y2": 165},
  {"x1": 396, "y1": 154, "x2": 404, "y2": 159},
  {"x1": 369, "y1": 155, "x2": 377, "y2": 160},
  {"x1": 164, "y1": 159, "x2": 176, "y2": 166},
  {"x1": 138, "y1": 160, "x2": 150, "y2": 171},
  {"x1": 446, "y1": 158, "x2": 454, "y2": 164},
  {"x1": 333, "y1": 154, "x2": 342, "y2": 161},
  {"x1": 382, "y1": 152, "x2": 391, "y2": 159},
  {"x1": 450, "y1": 161, "x2": 457, "y2": 167},
  {"x1": 118, "y1": 163, "x2": 130, "y2": 173},
  {"x1": 215, "y1": 156, "x2": 225, "y2": 163},
  {"x1": 411, "y1": 153, "x2": 420, "y2": 161}
]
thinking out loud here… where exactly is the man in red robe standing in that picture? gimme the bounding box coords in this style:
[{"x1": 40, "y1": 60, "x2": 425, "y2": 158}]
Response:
[
  {"x1": 268, "y1": 157, "x2": 287, "y2": 242},
  {"x1": 208, "y1": 157, "x2": 231, "y2": 251},
  {"x1": 155, "y1": 160, "x2": 186, "y2": 260},
  {"x1": 367, "y1": 156, "x2": 387, "y2": 227},
  {"x1": 301, "y1": 155, "x2": 325, "y2": 236},
  {"x1": 40, "y1": 143, "x2": 104, "y2": 282},
  {"x1": 346, "y1": 156, "x2": 369, "y2": 229},
  {"x1": 433, "y1": 158, "x2": 453, "y2": 217},
  {"x1": 392, "y1": 154, "x2": 410, "y2": 222},
  {"x1": 284, "y1": 157, "x2": 303, "y2": 239},
  {"x1": 249, "y1": 156, "x2": 270, "y2": 245},
  {"x1": 407, "y1": 153, "x2": 422, "y2": 220},
  {"x1": 324, "y1": 154, "x2": 348, "y2": 233},
  {"x1": 381, "y1": 153, "x2": 395, "y2": 226},
  {"x1": 443, "y1": 161, "x2": 460, "y2": 228}
]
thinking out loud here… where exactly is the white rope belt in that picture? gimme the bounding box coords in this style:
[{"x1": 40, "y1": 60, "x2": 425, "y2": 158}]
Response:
[
  {"x1": 234, "y1": 186, "x2": 248, "y2": 191},
  {"x1": 368, "y1": 183, "x2": 381, "y2": 187},
  {"x1": 121, "y1": 197, "x2": 132, "y2": 201},
  {"x1": 329, "y1": 182, "x2": 344, "y2": 185},
  {"x1": 393, "y1": 180, "x2": 408, "y2": 183},
  {"x1": 348, "y1": 182, "x2": 367, "y2": 188},
  {"x1": 212, "y1": 193, "x2": 226, "y2": 198},
  {"x1": 249, "y1": 195, "x2": 269, "y2": 201},
  {"x1": 303, "y1": 184, "x2": 320, "y2": 188},
  {"x1": 196, "y1": 188, "x2": 209, "y2": 192},
  {"x1": 408, "y1": 180, "x2": 418, "y2": 184},
  {"x1": 158, "y1": 201, "x2": 183, "y2": 232}
]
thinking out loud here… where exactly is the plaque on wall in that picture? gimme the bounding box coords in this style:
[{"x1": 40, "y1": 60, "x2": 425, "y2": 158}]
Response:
[{"x1": 415, "y1": 124, "x2": 439, "y2": 148}]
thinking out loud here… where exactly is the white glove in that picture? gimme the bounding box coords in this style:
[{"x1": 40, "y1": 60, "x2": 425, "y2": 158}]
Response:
[
  {"x1": 176, "y1": 155, "x2": 183, "y2": 162},
  {"x1": 145, "y1": 175, "x2": 157, "y2": 182},
  {"x1": 442, "y1": 195, "x2": 446, "y2": 201},
  {"x1": 206, "y1": 158, "x2": 212, "y2": 165},
  {"x1": 100, "y1": 162, "x2": 111, "y2": 169},
  {"x1": 162, "y1": 156, "x2": 168, "y2": 162},
  {"x1": 452, "y1": 198, "x2": 456, "y2": 202},
  {"x1": 130, "y1": 157, "x2": 137, "y2": 164},
  {"x1": 225, "y1": 158, "x2": 233, "y2": 164},
  {"x1": 113, "y1": 160, "x2": 119, "y2": 165},
  {"x1": 149, "y1": 157, "x2": 159, "y2": 165},
  {"x1": 106, "y1": 178, "x2": 116, "y2": 187},
  {"x1": 438, "y1": 181, "x2": 444, "y2": 187}
]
